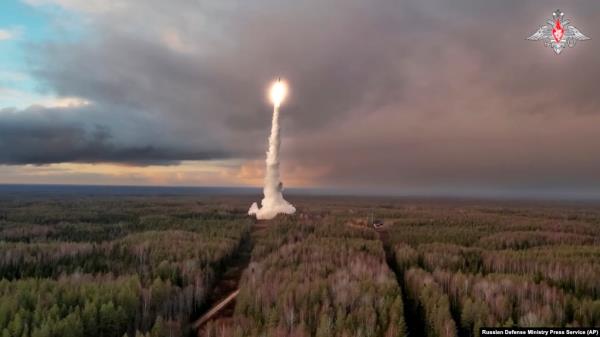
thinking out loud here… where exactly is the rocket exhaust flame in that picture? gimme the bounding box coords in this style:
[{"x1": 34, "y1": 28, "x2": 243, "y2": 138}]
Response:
[
  {"x1": 248, "y1": 79, "x2": 296, "y2": 220},
  {"x1": 270, "y1": 79, "x2": 287, "y2": 107}
]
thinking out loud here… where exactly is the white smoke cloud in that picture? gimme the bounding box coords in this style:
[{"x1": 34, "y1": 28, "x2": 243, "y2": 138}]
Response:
[{"x1": 249, "y1": 84, "x2": 296, "y2": 220}]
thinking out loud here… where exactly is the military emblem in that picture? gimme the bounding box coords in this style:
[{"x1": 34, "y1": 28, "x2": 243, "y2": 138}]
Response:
[{"x1": 527, "y1": 9, "x2": 590, "y2": 55}]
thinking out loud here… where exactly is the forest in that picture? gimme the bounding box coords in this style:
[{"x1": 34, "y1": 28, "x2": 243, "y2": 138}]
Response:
[
  {"x1": 0, "y1": 196, "x2": 250, "y2": 337},
  {"x1": 0, "y1": 194, "x2": 599, "y2": 337},
  {"x1": 208, "y1": 221, "x2": 407, "y2": 337}
]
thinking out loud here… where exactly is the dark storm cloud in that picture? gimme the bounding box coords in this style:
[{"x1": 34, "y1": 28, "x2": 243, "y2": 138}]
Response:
[
  {"x1": 0, "y1": 107, "x2": 228, "y2": 165},
  {"x1": 6, "y1": 0, "x2": 600, "y2": 194}
]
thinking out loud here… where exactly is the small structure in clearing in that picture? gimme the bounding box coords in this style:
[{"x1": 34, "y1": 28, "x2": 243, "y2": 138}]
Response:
[{"x1": 372, "y1": 219, "x2": 384, "y2": 229}]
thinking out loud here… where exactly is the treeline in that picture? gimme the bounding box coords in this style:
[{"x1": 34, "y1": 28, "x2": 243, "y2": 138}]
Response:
[
  {"x1": 475, "y1": 231, "x2": 597, "y2": 250},
  {"x1": 388, "y1": 208, "x2": 600, "y2": 247},
  {"x1": 389, "y1": 241, "x2": 600, "y2": 300},
  {"x1": 206, "y1": 223, "x2": 406, "y2": 337},
  {"x1": 0, "y1": 198, "x2": 248, "y2": 243},
  {"x1": 398, "y1": 251, "x2": 600, "y2": 334},
  {"x1": 481, "y1": 245, "x2": 600, "y2": 298},
  {"x1": 385, "y1": 204, "x2": 600, "y2": 337},
  {"x1": 0, "y1": 228, "x2": 246, "y2": 283},
  {"x1": 404, "y1": 268, "x2": 456, "y2": 337},
  {"x1": 0, "y1": 275, "x2": 207, "y2": 337},
  {"x1": 0, "y1": 276, "x2": 140, "y2": 337},
  {"x1": 0, "y1": 197, "x2": 252, "y2": 337}
]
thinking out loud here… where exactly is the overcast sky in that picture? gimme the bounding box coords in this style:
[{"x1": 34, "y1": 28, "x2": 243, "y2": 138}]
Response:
[{"x1": 0, "y1": 0, "x2": 599, "y2": 197}]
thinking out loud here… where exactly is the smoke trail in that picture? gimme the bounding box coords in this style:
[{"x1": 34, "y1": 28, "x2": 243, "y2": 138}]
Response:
[{"x1": 248, "y1": 98, "x2": 296, "y2": 220}]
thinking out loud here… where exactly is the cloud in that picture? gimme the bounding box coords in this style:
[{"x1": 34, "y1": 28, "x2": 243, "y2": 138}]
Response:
[
  {"x1": 0, "y1": 28, "x2": 19, "y2": 41},
  {"x1": 0, "y1": 106, "x2": 230, "y2": 165},
  {"x1": 22, "y1": 0, "x2": 127, "y2": 13},
  {"x1": 0, "y1": 87, "x2": 90, "y2": 109},
  {"x1": 7, "y1": 0, "x2": 600, "y2": 194}
]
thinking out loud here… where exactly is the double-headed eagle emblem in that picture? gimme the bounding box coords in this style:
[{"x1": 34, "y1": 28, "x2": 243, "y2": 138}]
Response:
[{"x1": 527, "y1": 9, "x2": 590, "y2": 54}]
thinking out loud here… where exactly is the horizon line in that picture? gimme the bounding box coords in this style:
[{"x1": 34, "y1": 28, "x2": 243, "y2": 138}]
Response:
[{"x1": 1, "y1": 183, "x2": 600, "y2": 202}]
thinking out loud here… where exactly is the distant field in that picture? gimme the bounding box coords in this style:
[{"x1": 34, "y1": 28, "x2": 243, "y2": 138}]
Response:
[{"x1": 0, "y1": 193, "x2": 599, "y2": 337}]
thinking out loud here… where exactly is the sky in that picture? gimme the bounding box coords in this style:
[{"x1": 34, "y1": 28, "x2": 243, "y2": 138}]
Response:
[{"x1": 1, "y1": 0, "x2": 600, "y2": 198}]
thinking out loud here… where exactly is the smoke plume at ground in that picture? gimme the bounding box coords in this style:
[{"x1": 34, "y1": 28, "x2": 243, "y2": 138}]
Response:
[{"x1": 248, "y1": 102, "x2": 296, "y2": 220}]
